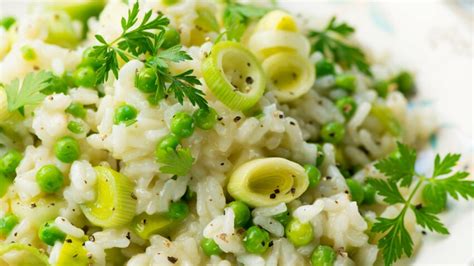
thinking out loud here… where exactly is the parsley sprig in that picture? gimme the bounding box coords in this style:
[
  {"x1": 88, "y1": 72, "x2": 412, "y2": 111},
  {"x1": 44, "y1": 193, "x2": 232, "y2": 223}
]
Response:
[
  {"x1": 91, "y1": 2, "x2": 208, "y2": 109},
  {"x1": 223, "y1": 1, "x2": 270, "y2": 41},
  {"x1": 309, "y1": 17, "x2": 372, "y2": 76},
  {"x1": 369, "y1": 143, "x2": 473, "y2": 265},
  {"x1": 156, "y1": 146, "x2": 194, "y2": 176}
]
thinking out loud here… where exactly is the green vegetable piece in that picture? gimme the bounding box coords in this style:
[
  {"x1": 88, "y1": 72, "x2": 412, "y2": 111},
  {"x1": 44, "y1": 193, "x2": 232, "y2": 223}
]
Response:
[
  {"x1": 193, "y1": 107, "x2": 217, "y2": 130},
  {"x1": 158, "y1": 134, "x2": 180, "y2": 151},
  {"x1": 36, "y1": 165, "x2": 64, "y2": 194},
  {"x1": 170, "y1": 112, "x2": 195, "y2": 138},
  {"x1": 45, "y1": 12, "x2": 81, "y2": 48},
  {"x1": 66, "y1": 102, "x2": 87, "y2": 119},
  {"x1": 42, "y1": 74, "x2": 68, "y2": 95},
  {"x1": 67, "y1": 121, "x2": 84, "y2": 134},
  {"x1": 0, "y1": 150, "x2": 22, "y2": 177},
  {"x1": 162, "y1": 27, "x2": 181, "y2": 49},
  {"x1": 0, "y1": 16, "x2": 16, "y2": 30},
  {"x1": 38, "y1": 221, "x2": 66, "y2": 246},
  {"x1": 273, "y1": 210, "x2": 290, "y2": 226},
  {"x1": 334, "y1": 74, "x2": 356, "y2": 92},
  {"x1": 49, "y1": 0, "x2": 105, "y2": 24},
  {"x1": 393, "y1": 71, "x2": 415, "y2": 96},
  {"x1": 167, "y1": 200, "x2": 189, "y2": 220},
  {"x1": 0, "y1": 174, "x2": 12, "y2": 197},
  {"x1": 135, "y1": 67, "x2": 158, "y2": 93},
  {"x1": 346, "y1": 179, "x2": 364, "y2": 204},
  {"x1": 73, "y1": 66, "x2": 96, "y2": 88},
  {"x1": 422, "y1": 183, "x2": 447, "y2": 213},
  {"x1": 162, "y1": 0, "x2": 180, "y2": 6},
  {"x1": 243, "y1": 225, "x2": 270, "y2": 254},
  {"x1": 304, "y1": 164, "x2": 321, "y2": 188},
  {"x1": 227, "y1": 201, "x2": 251, "y2": 228},
  {"x1": 320, "y1": 122, "x2": 345, "y2": 144},
  {"x1": 315, "y1": 144, "x2": 325, "y2": 166},
  {"x1": 131, "y1": 213, "x2": 174, "y2": 239},
  {"x1": 0, "y1": 243, "x2": 49, "y2": 265},
  {"x1": 370, "y1": 105, "x2": 402, "y2": 137},
  {"x1": 200, "y1": 237, "x2": 222, "y2": 256},
  {"x1": 285, "y1": 218, "x2": 313, "y2": 246},
  {"x1": 20, "y1": 45, "x2": 36, "y2": 61},
  {"x1": 81, "y1": 47, "x2": 102, "y2": 70},
  {"x1": 311, "y1": 245, "x2": 336, "y2": 266},
  {"x1": 155, "y1": 145, "x2": 194, "y2": 176},
  {"x1": 362, "y1": 182, "x2": 376, "y2": 205},
  {"x1": 374, "y1": 80, "x2": 389, "y2": 98},
  {"x1": 4, "y1": 71, "x2": 53, "y2": 113},
  {"x1": 56, "y1": 235, "x2": 89, "y2": 266},
  {"x1": 0, "y1": 213, "x2": 19, "y2": 237},
  {"x1": 54, "y1": 136, "x2": 80, "y2": 163},
  {"x1": 195, "y1": 7, "x2": 219, "y2": 32},
  {"x1": 315, "y1": 59, "x2": 335, "y2": 77},
  {"x1": 336, "y1": 96, "x2": 357, "y2": 119},
  {"x1": 114, "y1": 104, "x2": 138, "y2": 125}
]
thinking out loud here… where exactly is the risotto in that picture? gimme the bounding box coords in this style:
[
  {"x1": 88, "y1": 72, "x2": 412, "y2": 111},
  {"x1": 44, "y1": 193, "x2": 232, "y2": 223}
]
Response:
[{"x1": 0, "y1": 1, "x2": 472, "y2": 266}]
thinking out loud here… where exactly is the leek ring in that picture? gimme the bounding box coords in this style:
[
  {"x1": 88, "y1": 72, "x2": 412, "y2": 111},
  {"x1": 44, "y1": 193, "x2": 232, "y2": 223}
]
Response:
[{"x1": 247, "y1": 30, "x2": 310, "y2": 59}]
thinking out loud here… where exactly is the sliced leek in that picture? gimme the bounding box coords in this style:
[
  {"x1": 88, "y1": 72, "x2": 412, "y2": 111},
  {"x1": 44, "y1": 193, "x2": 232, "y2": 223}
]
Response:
[
  {"x1": 130, "y1": 213, "x2": 174, "y2": 240},
  {"x1": 0, "y1": 89, "x2": 12, "y2": 122},
  {"x1": 80, "y1": 166, "x2": 136, "y2": 228},
  {"x1": 370, "y1": 105, "x2": 402, "y2": 136},
  {"x1": 0, "y1": 243, "x2": 50, "y2": 266},
  {"x1": 47, "y1": 0, "x2": 105, "y2": 24},
  {"x1": 202, "y1": 41, "x2": 265, "y2": 111},
  {"x1": 262, "y1": 52, "x2": 315, "y2": 102},
  {"x1": 56, "y1": 235, "x2": 90, "y2": 266},
  {"x1": 255, "y1": 10, "x2": 298, "y2": 32},
  {"x1": 44, "y1": 12, "x2": 81, "y2": 48},
  {"x1": 247, "y1": 30, "x2": 310, "y2": 59},
  {"x1": 11, "y1": 196, "x2": 66, "y2": 227},
  {"x1": 227, "y1": 158, "x2": 309, "y2": 207}
]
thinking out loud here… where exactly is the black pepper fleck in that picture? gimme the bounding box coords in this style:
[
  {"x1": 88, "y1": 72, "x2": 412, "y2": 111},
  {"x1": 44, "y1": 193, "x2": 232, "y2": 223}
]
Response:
[
  {"x1": 167, "y1": 256, "x2": 178, "y2": 264},
  {"x1": 66, "y1": 239, "x2": 72, "y2": 243},
  {"x1": 245, "y1": 76, "x2": 254, "y2": 85},
  {"x1": 233, "y1": 116, "x2": 241, "y2": 122},
  {"x1": 269, "y1": 193, "x2": 276, "y2": 199}
]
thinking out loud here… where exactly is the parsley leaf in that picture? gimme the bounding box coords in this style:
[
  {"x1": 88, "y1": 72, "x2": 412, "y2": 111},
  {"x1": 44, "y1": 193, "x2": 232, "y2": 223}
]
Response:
[
  {"x1": 422, "y1": 182, "x2": 447, "y2": 213},
  {"x1": 436, "y1": 171, "x2": 473, "y2": 200},
  {"x1": 432, "y1": 153, "x2": 461, "y2": 177},
  {"x1": 156, "y1": 147, "x2": 194, "y2": 176},
  {"x1": 308, "y1": 17, "x2": 372, "y2": 76},
  {"x1": 5, "y1": 71, "x2": 53, "y2": 113},
  {"x1": 223, "y1": 2, "x2": 270, "y2": 41},
  {"x1": 374, "y1": 142, "x2": 417, "y2": 187},
  {"x1": 367, "y1": 179, "x2": 405, "y2": 205},
  {"x1": 411, "y1": 205, "x2": 449, "y2": 235}
]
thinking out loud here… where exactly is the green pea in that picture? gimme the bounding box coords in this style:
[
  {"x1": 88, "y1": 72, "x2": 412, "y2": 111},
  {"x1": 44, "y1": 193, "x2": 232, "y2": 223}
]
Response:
[
  {"x1": 67, "y1": 121, "x2": 84, "y2": 134},
  {"x1": 0, "y1": 173, "x2": 12, "y2": 197},
  {"x1": 21, "y1": 45, "x2": 36, "y2": 61},
  {"x1": 346, "y1": 179, "x2": 364, "y2": 205},
  {"x1": 183, "y1": 186, "x2": 196, "y2": 201},
  {"x1": 135, "y1": 67, "x2": 158, "y2": 93},
  {"x1": 336, "y1": 97, "x2": 357, "y2": 119},
  {"x1": 42, "y1": 75, "x2": 68, "y2": 95},
  {"x1": 73, "y1": 66, "x2": 96, "y2": 88},
  {"x1": 320, "y1": 122, "x2": 345, "y2": 144},
  {"x1": 170, "y1": 112, "x2": 195, "y2": 138},
  {"x1": 311, "y1": 245, "x2": 336, "y2": 266},
  {"x1": 200, "y1": 237, "x2": 222, "y2": 256},
  {"x1": 315, "y1": 59, "x2": 335, "y2": 77},
  {"x1": 114, "y1": 104, "x2": 138, "y2": 125},
  {"x1": 66, "y1": 102, "x2": 87, "y2": 119},
  {"x1": 334, "y1": 74, "x2": 356, "y2": 92},
  {"x1": 0, "y1": 150, "x2": 22, "y2": 177},
  {"x1": 315, "y1": 144, "x2": 325, "y2": 167},
  {"x1": 362, "y1": 182, "x2": 376, "y2": 205},
  {"x1": 273, "y1": 210, "x2": 290, "y2": 226},
  {"x1": 243, "y1": 226, "x2": 270, "y2": 254},
  {"x1": 193, "y1": 108, "x2": 218, "y2": 130},
  {"x1": 393, "y1": 71, "x2": 415, "y2": 96},
  {"x1": 0, "y1": 213, "x2": 19, "y2": 237},
  {"x1": 304, "y1": 164, "x2": 321, "y2": 188},
  {"x1": 227, "y1": 201, "x2": 251, "y2": 228},
  {"x1": 374, "y1": 80, "x2": 389, "y2": 98},
  {"x1": 158, "y1": 134, "x2": 180, "y2": 151},
  {"x1": 162, "y1": 27, "x2": 181, "y2": 49},
  {"x1": 285, "y1": 218, "x2": 313, "y2": 246},
  {"x1": 0, "y1": 16, "x2": 16, "y2": 30},
  {"x1": 38, "y1": 221, "x2": 66, "y2": 246},
  {"x1": 36, "y1": 165, "x2": 64, "y2": 193},
  {"x1": 54, "y1": 136, "x2": 80, "y2": 163},
  {"x1": 81, "y1": 47, "x2": 101, "y2": 69},
  {"x1": 167, "y1": 200, "x2": 189, "y2": 220}
]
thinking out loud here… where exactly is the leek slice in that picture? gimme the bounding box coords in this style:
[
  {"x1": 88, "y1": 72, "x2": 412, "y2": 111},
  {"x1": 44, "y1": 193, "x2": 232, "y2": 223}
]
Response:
[
  {"x1": 255, "y1": 10, "x2": 298, "y2": 32},
  {"x1": 0, "y1": 243, "x2": 50, "y2": 266},
  {"x1": 56, "y1": 236, "x2": 90, "y2": 266},
  {"x1": 130, "y1": 213, "x2": 174, "y2": 240},
  {"x1": 247, "y1": 30, "x2": 310, "y2": 59},
  {"x1": 11, "y1": 196, "x2": 66, "y2": 228},
  {"x1": 0, "y1": 89, "x2": 12, "y2": 122},
  {"x1": 80, "y1": 166, "x2": 136, "y2": 228},
  {"x1": 262, "y1": 52, "x2": 315, "y2": 102},
  {"x1": 47, "y1": 0, "x2": 105, "y2": 24},
  {"x1": 370, "y1": 105, "x2": 402, "y2": 136},
  {"x1": 202, "y1": 41, "x2": 265, "y2": 111},
  {"x1": 44, "y1": 12, "x2": 81, "y2": 48},
  {"x1": 227, "y1": 158, "x2": 309, "y2": 207}
]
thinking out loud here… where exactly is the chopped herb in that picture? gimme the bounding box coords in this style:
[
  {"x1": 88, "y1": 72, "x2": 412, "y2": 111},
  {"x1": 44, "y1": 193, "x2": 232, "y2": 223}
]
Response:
[
  {"x1": 155, "y1": 146, "x2": 194, "y2": 176},
  {"x1": 223, "y1": 1, "x2": 270, "y2": 41}
]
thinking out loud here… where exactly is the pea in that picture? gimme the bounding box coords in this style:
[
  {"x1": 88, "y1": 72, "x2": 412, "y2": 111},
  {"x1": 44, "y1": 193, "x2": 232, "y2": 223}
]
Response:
[
  {"x1": 38, "y1": 221, "x2": 66, "y2": 246},
  {"x1": 334, "y1": 74, "x2": 356, "y2": 92},
  {"x1": 162, "y1": 27, "x2": 181, "y2": 49},
  {"x1": 67, "y1": 121, "x2": 84, "y2": 134},
  {"x1": 315, "y1": 59, "x2": 335, "y2": 77},
  {"x1": 158, "y1": 134, "x2": 180, "y2": 150},
  {"x1": 393, "y1": 71, "x2": 415, "y2": 96},
  {"x1": 285, "y1": 218, "x2": 313, "y2": 246},
  {"x1": 114, "y1": 104, "x2": 138, "y2": 125},
  {"x1": 73, "y1": 66, "x2": 96, "y2": 88},
  {"x1": 81, "y1": 47, "x2": 101, "y2": 69},
  {"x1": 320, "y1": 122, "x2": 345, "y2": 144},
  {"x1": 311, "y1": 245, "x2": 336, "y2": 266},
  {"x1": 42, "y1": 75, "x2": 68, "y2": 95},
  {"x1": 193, "y1": 108, "x2": 218, "y2": 130},
  {"x1": 0, "y1": 213, "x2": 19, "y2": 237},
  {"x1": 170, "y1": 112, "x2": 195, "y2": 138},
  {"x1": 227, "y1": 201, "x2": 250, "y2": 228},
  {"x1": 200, "y1": 237, "x2": 222, "y2": 256},
  {"x1": 36, "y1": 165, "x2": 64, "y2": 193},
  {"x1": 54, "y1": 136, "x2": 80, "y2": 163},
  {"x1": 336, "y1": 97, "x2": 357, "y2": 119},
  {"x1": 315, "y1": 144, "x2": 325, "y2": 167},
  {"x1": 0, "y1": 150, "x2": 22, "y2": 177},
  {"x1": 0, "y1": 173, "x2": 11, "y2": 197},
  {"x1": 346, "y1": 179, "x2": 364, "y2": 205},
  {"x1": 66, "y1": 102, "x2": 87, "y2": 119},
  {"x1": 135, "y1": 67, "x2": 158, "y2": 93},
  {"x1": 362, "y1": 182, "x2": 376, "y2": 205},
  {"x1": 304, "y1": 164, "x2": 321, "y2": 188},
  {"x1": 167, "y1": 200, "x2": 189, "y2": 220},
  {"x1": 21, "y1": 45, "x2": 36, "y2": 61},
  {"x1": 0, "y1": 16, "x2": 16, "y2": 30},
  {"x1": 273, "y1": 210, "x2": 290, "y2": 226},
  {"x1": 374, "y1": 80, "x2": 389, "y2": 98},
  {"x1": 243, "y1": 226, "x2": 270, "y2": 254}
]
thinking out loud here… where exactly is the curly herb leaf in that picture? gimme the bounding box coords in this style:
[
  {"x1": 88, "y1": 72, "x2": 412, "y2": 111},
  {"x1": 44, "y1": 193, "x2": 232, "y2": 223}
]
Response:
[
  {"x1": 374, "y1": 142, "x2": 417, "y2": 187},
  {"x1": 5, "y1": 71, "x2": 53, "y2": 114},
  {"x1": 156, "y1": 147, "x2": 194, "y2": 176},
  {"x1": 223, "y1": 2, "x2": 270, "y2": 41}
]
